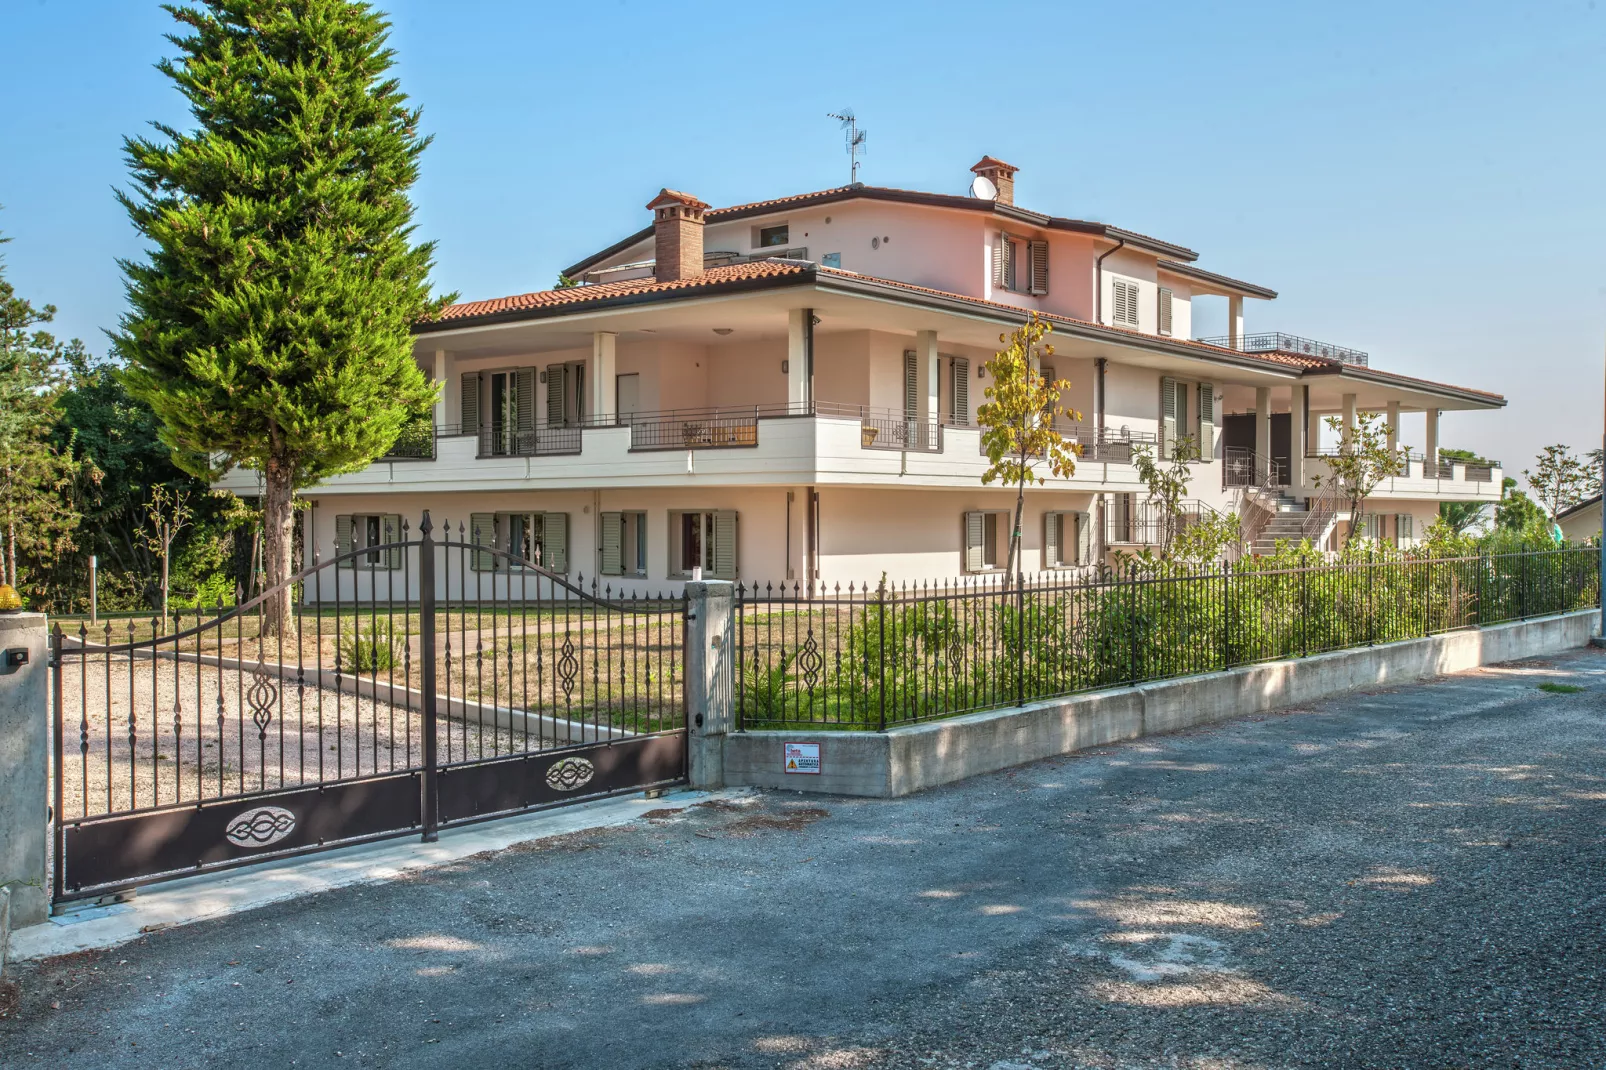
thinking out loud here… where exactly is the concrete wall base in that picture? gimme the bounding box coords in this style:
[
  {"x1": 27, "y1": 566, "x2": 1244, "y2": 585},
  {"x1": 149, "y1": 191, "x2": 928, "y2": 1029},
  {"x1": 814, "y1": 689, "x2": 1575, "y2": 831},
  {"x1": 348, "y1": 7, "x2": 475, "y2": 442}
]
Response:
[
  {"x1": 0, "y1": 613, "x2": 48, "y2": 929},
  {"x1": 723, "y1": 610, "x2": 1598, "y2": 798}
]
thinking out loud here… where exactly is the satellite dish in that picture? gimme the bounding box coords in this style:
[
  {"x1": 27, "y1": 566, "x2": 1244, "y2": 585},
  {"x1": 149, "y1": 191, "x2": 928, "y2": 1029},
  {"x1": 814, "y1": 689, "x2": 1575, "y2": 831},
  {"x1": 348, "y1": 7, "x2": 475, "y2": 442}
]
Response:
[{"x1": 969, "y1": 174, "x2": 998, "y2": 200}]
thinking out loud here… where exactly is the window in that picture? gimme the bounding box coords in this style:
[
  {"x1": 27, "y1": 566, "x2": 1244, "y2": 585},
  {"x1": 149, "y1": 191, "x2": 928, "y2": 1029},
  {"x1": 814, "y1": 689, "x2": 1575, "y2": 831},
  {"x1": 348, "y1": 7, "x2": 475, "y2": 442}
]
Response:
[
  {"x1": 962, "y1": 511, "x2": 1011, "y2": 573},
  {"x1": 1158, "y1": 288, "x2": 1173, "y2": 336},
  {"x1": 1159, "y1": 377, "x2": 1189, "y2": 460},
  {"x1": 1043, "y1": 511, "x2": 1093, "y2": 568},
  {"x1": 821, "y1": 252, "x2": 841, "y2": 269},
  {"x1": 668, "y1": 510, "x2": 738, "y2": 579},
  {"x1": 468, "y1": 512, "x2": 569, "y2": 573},
  {"x1": 1040, "y1": 364, "x2": 1057, "y2": 428},
  {"x1": 994, "y1": 234, "x2": 1048, "y2": 294},
  {"x1": 1027, "y1": 240, "x2": 1049, "y2": 296},
  {"x1": 995, "y1": 233, "x2": 1018, "y2": 291},
  {"x1": 601, "y1": 511, "x2": 648, "y2": 577},
  {"x1": 1358, "y1": 513, "x2": 1385, "y2": 542},
  {"x1": 545, "y1": 361, "x2": 585, "y2": 428},
  {"x1": 758, "y1": 224, "x2": 790, "y2": 248},
  {"x1": 1394, "y1": 513, "x2": 1415, "y2": 547},
  {"x1": 335, "y1": 514, "x2": 402, "y2": 571},
  {"x1": 1111, "y1": 279, "x2": 1140, "y2": 328}
]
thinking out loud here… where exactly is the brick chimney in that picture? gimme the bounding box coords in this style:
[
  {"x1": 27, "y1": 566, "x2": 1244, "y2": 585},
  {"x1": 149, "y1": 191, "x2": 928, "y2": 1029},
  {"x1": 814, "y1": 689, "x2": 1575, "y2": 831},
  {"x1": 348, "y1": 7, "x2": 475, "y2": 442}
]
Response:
[
  {"x1": 647, "y1": 189, "x2": 710, "y2": 282},
  {"x1": 970, "y1": 157, "x2": 1019, "y2": 206}
]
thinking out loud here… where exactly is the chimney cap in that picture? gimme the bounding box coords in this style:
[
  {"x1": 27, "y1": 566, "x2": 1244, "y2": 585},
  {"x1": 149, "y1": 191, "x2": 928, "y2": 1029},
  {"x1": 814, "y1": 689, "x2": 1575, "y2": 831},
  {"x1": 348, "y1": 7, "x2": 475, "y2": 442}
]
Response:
[
  {"x1": 970, "y1": 156, "x2": 1019, "y2": 177},
  {"x1": 646, "y1": 188, "x2": 710, "y2": 212}
]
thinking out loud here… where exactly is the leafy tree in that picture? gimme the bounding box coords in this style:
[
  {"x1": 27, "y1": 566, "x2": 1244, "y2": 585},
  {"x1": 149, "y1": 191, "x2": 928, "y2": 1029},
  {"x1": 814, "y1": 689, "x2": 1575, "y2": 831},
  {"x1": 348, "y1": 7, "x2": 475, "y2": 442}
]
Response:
[
  {"x1": 1130, "y1": 435, "x2": 1200, "y2": 553},
  {"x1": 978, "y1": 313, "x2": 1079, "y2": 581},
  {"x1": 116, "y1": 0, "x2": 451, "y2": 634},
  {"x1": 1587, "y1": 447, "x2": 1604, "y2": 497},
  {"x1": 1314, "y1": 412, "x2": 1407, "y2": 549},
  {"x1": 1495, "y1": 477, "x2": 1549, "y2": 534},
  {"x1": 1439, "y1": 500, "x2": 1488, "y2": 536},
  {"x1": 0, "y1": 227, "x2": 87, "y2": 592},
  {"x1": 1525, "y1": 444, "x2": 1590, "y2": 518},
  {"x1": 141, "y1": 485, "x2": 195, "y2": 622}
]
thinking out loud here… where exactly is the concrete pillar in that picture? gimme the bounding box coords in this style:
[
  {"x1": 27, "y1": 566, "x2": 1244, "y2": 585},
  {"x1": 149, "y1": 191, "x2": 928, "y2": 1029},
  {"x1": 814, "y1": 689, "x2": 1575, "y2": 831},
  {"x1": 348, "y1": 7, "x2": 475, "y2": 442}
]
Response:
[
  {"x1": 432, "y1": 349, "x2": 451, "y2": 431},
  {"x1": 0, "y1": 613, "x2": 48, "y2": 929},
  {"x1": 1425, "y1": 408, "x2": 1440, "y2": 474},
  {"x1": 786, "y1": 309, "x2": 813, "y2": 412},
  {"x1": 685, "y1": 581, "x2": 734, "y2": 789},
  {"x1": 591, "y1": 332, "x2": 617, "y2": 423},
  {"x1": 1386, "y1": 400, "x2": 1400, "y2": 457},
  {"x1": 1341, "y1": 393, "x2": 1357, "y2": 447},
  {"x1": 1227, "y1": 295, "x2": 1244, "y2": 350},
  {"x1": 1289, "y1": 385, "x2": 1307, "y2": 490},
  {"x1": 1254, "y1": 386, "x2": 1271, "y2": 481},
  {"x1": 916, "y1": 330, "x2": 939, "y2": 429}
]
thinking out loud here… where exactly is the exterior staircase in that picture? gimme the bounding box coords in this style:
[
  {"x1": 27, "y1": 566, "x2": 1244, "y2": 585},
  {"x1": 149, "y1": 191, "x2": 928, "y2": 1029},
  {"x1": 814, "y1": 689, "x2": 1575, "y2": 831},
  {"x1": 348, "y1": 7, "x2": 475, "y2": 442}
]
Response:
[{"x1": 1242, "y1": 488, "x2": 1326, "y2": 555}]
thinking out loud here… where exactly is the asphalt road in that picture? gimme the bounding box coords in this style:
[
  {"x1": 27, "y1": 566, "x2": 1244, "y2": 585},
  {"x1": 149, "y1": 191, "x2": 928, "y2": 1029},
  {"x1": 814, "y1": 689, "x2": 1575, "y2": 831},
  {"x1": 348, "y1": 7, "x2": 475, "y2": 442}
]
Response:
[{"x1": 3, "y1": 649, "x2": 1604, "y2": 1069}]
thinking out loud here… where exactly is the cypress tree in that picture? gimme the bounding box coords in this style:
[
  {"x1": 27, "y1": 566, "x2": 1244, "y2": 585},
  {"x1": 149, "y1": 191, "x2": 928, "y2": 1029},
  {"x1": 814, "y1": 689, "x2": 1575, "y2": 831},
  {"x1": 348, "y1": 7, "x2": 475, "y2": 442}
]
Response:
[{"x1": 116, "y1": 0, "x2": 450, "y2": 633}]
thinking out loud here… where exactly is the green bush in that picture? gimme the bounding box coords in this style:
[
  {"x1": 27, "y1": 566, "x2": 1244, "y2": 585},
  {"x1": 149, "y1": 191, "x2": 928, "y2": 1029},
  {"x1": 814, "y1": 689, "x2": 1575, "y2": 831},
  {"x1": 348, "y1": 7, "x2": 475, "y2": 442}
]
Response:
[{"x1": 341, "y1": 630, "x2": 397, "y2": 673}]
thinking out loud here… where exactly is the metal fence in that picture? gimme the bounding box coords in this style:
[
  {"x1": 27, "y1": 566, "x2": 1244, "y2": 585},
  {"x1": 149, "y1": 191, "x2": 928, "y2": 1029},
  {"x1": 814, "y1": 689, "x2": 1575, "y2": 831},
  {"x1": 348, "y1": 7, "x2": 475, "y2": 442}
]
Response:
[{"x1": 734, "y1": 547, "x2": 1599, "y2": 731}]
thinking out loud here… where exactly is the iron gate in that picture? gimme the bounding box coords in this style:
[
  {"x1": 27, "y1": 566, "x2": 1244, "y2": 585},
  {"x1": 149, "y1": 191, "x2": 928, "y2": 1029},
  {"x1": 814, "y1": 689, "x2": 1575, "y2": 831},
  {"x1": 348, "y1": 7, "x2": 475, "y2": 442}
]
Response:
[{"x1": 51, "y1": 511, "x2": 688, "y2": 904}]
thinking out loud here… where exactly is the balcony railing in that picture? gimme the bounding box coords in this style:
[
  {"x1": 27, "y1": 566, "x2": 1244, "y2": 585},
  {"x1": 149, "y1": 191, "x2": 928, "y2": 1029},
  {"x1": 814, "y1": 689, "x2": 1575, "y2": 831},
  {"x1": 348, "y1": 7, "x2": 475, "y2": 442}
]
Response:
[
  {"x1": 1107, "y1": 499, "x2": 1223, "y2": 546},
  {"x1": 815, "y1": 402, "x2": 942, "y2": 453},
  {"x1": 381, "y1": 421, "x2": 437, "y2": 460},
  {"x1": 626, "y1": 406, "x2": 770, "y2": 451},
  {"x1": 968, "y1": 420, "x2": 1158, "y2": 463},
  {"x1": 1197, "y1": 331, "x2": 1370, "y2": 367},
  {"x1": 476, "y1": 424, "x2": 582, "y2": 458},
  {"x1": 1223, "y1": 446, "x2": 1288, "y2": 488}
]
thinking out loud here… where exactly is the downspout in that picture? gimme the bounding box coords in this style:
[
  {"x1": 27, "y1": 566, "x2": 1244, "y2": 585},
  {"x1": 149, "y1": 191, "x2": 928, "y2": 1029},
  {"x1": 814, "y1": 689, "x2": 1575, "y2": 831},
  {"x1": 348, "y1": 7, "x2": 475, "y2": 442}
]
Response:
[{"x1": 1094, "y1": 238, "x2": 1127, "y2": 326}]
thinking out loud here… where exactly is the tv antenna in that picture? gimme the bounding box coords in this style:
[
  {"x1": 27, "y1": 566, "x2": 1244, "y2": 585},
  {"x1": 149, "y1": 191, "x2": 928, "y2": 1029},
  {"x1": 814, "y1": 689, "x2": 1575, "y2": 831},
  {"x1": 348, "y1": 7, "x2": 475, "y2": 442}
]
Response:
[{"x1": 827, "y1": 109, "x2": 866, "y2": 184}]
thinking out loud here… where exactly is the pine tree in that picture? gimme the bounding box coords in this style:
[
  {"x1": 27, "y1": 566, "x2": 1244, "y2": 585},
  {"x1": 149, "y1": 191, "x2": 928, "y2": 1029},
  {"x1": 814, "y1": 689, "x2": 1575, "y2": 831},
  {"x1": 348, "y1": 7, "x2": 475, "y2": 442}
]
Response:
[{"x1": 116, "y1": 0, "x2": 450, "y2": 633}]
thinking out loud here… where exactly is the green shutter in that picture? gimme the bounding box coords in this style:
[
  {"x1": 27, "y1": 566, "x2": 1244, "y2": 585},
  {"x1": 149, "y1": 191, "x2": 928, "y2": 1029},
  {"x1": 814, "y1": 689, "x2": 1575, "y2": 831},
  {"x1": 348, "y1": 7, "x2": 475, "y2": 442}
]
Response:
[
  {"x1": 711, "y1": 511, "x2": 738, "y2": 580},
  {"x1": 383, "y1": 514, "x2": 403, "y2": 570},
  {"x1": 600, "y1": 512, "x2": 622, "y2": 576},
  {"x1": 516, "y1": 367, "x2": 537, "y2": 449},
  {"x1": 544, "y1": 513, "x2": 568, "y2": 574},
  {"x1": 460, "y1": 372, "x2": 480, "y2": 435},
  {"x1": 1043, "y1": 512, "x2": 1060, "y2": 568},
  {"x1": 1076, "y1": 510, "x2": 1094, "y2": 566},
  {"x1": 1028, "y1": 239, "x2": 1049, "y2": 295},
  {"x1": 335, "y1": 515, "x2": 354, "y2": 570},
  {"x1": 1197, "y1": 382, "x2": 1215, "y2": 460},
  {"x1": 903, "y1": 351, "x2": 918, "y2": 421},
  {"x1": 546, "y1": 363, "x2": 566, "y2": 428},
  {"x1": 470, "y1": 513, "x2": 497, "y2": 572},
  {"x1": 1160, "y1": 377, "x2": 1177, "y2": 459},
  {"x1": 964, "y1": 512, "x2": 985, "y2": 573},
  {"x1": 952, "y1": 359, "x2": 970, "y2": 426}
]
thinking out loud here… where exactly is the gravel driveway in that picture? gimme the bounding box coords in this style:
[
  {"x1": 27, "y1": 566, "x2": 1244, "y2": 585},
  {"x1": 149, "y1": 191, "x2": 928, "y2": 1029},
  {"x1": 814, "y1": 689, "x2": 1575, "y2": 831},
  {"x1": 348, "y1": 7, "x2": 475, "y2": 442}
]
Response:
[{"x1": 3, "y1": 649, "x2": 1604, "y2": 1069}]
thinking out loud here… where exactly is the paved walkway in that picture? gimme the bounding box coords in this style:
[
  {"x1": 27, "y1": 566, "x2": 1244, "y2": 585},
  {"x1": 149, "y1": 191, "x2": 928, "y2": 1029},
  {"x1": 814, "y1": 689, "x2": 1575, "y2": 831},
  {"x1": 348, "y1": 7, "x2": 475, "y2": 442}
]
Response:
[{"x1": 3, "y1": 649, "x2": 1604, "y2": 1069}]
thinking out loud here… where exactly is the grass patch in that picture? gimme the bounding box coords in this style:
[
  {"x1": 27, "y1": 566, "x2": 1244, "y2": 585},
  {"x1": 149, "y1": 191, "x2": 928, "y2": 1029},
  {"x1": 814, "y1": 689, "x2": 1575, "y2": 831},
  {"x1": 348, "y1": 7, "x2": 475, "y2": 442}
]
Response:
[{"x1": 1537, "y1": 682, "x2": 1584, "y2": 694}]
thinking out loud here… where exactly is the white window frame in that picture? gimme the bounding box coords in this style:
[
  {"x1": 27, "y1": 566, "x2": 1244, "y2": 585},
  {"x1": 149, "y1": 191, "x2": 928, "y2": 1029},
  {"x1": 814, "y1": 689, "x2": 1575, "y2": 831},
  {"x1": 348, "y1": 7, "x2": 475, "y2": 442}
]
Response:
[
  {"x1": 668, "y1": 509, "x2": 738, "y2": 580},
  {"x1": 601, "y1": 510, "x2": 649, "y2": 578},
  {"x1": 337, "y1": 513, "x2": 402, "y2": 571}
]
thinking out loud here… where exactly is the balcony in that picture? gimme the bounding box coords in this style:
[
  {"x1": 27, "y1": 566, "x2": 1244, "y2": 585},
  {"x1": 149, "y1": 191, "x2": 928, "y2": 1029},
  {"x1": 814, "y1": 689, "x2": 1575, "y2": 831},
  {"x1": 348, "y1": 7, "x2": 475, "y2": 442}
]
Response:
[
  {"x1": 971, "y1": 421, "x2": 1157, "y2": 463},
  {"x1": 1107, "y1": 499, "x2": 1224, "y2": 546},
  {"x1": 1197, "y1": 331, "x2": 1369, "y2": 367}
]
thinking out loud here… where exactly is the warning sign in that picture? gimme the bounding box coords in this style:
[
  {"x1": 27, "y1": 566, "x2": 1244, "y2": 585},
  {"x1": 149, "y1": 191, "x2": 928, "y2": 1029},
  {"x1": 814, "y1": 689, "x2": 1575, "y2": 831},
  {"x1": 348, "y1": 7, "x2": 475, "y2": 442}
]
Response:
[{"x1": 783, "y1": 742, "x2": 821, "y2": 775}]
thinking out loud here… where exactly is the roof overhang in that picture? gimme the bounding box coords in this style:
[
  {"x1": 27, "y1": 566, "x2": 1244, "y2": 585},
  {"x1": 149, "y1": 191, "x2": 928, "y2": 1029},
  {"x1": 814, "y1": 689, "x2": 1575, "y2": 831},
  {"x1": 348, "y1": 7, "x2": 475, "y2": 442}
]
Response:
[{"x1": 1157, "y1": 259, "x2": 1277, "y2": 300}]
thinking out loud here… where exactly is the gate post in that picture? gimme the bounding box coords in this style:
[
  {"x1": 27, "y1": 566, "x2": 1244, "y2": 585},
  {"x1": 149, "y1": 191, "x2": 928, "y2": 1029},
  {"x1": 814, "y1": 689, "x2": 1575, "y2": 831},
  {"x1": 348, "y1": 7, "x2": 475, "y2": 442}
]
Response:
[
  {"x1": 418, "y1": 513, "x2": 439, "y2": 842},
  {"x1": 685, "y1": 580, "x2": 734, "y2": 790},
  {"x1": 0, "y1": 612, "x2": 48, "y2": 930}
]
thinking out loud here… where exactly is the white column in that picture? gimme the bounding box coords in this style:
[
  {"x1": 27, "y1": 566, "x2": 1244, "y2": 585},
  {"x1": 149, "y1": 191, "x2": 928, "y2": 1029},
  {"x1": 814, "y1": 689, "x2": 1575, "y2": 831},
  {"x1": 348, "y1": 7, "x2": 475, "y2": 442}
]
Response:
[
  {"x1": 1342, "y1": 393, "x2": 1357, "y2": 447},
  {"x1": 1254, "y1": 386, "x2": 1271, "y2": 481},
  {"x1": 0, "y1": 613, "x2": 49, "y2": 927},
  {"x1": 1425, "y1": 408, "x2": 1440, "y2": 474},
  {"x1": 1227, "y1": 295, "x2": 1244, "y2": 350},
  {"x1": 591, "y1": 332, "x2": 617, "y2": 422},
  {"x1": 916, "y1": 330, "x2": 939, "y2": 428},
  {"x1": 1386, "y1": 400, "x2": 1400, "y2": 455},
  {"x1": 1289, "y1": 385, "x2": 1307, "y2": 490},
  {"x1": 433, "y1": 349, "x2": 451, "y2": 430},
  {"x1": 787, "y1": 309, "x2": 812, "y2": 411}
]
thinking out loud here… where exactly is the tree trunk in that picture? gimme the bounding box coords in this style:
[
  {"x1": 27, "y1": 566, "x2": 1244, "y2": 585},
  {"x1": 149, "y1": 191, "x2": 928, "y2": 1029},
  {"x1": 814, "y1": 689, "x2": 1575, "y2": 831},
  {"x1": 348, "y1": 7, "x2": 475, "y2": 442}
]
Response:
[{"x1": 261, "y1": 459, "x2": 296, "y2": 637}]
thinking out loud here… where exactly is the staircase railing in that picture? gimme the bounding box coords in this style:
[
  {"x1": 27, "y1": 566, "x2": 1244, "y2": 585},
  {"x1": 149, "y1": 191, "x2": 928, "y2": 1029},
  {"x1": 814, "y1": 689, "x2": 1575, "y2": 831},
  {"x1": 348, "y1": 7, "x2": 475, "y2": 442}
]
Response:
[{"x1": 1302, "y1": 483, "x2": 1347, "y2": 544}]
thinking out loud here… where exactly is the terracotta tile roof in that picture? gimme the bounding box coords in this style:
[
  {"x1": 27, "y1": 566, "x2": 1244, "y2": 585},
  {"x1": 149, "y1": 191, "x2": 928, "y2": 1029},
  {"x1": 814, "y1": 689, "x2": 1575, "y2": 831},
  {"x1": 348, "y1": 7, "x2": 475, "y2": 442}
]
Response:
[{"x1": 434, "y1": 260, "x2": 811, "y2": 322}]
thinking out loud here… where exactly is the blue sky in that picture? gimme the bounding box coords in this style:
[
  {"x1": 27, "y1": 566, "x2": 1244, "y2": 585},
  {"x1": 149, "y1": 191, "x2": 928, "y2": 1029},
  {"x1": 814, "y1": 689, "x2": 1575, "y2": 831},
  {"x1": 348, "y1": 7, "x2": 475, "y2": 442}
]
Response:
[{"x1": 3, "y1": 0, "x2": 1602, "y2": 478}]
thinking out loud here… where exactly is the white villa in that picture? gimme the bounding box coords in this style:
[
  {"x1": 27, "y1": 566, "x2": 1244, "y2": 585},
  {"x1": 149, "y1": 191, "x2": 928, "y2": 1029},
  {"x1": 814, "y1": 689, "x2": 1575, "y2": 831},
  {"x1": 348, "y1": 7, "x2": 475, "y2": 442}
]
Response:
[{"x1": 221, "y1": 155, "x2": 1506, "y2": 592}]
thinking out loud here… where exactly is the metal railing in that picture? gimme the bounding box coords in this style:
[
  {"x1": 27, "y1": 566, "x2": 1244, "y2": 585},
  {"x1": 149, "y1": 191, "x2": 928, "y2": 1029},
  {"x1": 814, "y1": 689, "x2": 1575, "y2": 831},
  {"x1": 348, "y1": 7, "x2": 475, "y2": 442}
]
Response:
[
  {"x1": 477, "y1": 424, "x2": 582, "y2": 457},
  {"x1": 815, "y1": 402, "x2": 943, "y2": 453},
  {"x1": 1196, "y1": 331, "x2": 1370, "y2": 367},
  {"x1": 625, "y1": 406, "x2": 775, "y2": 451},
  {"x1": 382, "y1": 422, "x2": 437, "y2": 460},
  {"x1": 1223, "y1": 446, "x2": 1288, "y2": 488},
  {"x1": 1106, "y1": 499, "x2": 1223, "y2": 546},
  {"x1": 734, "y1": 548, "x2": 1599, "y2": 731}
]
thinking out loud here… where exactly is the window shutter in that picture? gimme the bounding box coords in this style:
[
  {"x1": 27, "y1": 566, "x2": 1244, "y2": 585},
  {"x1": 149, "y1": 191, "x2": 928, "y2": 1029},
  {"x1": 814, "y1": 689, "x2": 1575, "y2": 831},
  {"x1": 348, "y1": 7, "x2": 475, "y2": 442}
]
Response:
[
  {"x1": 952, "y1": 359, "x2": 970, "y2": 425},
  {"x1": 1396, "y1": 513, "x2": 1413, "y2": 545},
  {"x1": 470, "y1": 513, "x2": 497, "y2": 573},
  {"x1": 903, "y1": 351, "x2": 918, "y2": 421},
  {"x1": 544, "y1": 513, "x2": 569, "y2": 574},
  {"x1": 460, "y1": 372, "x2": 480, "y2": 435},
  {"x1": 1076, "y1": 510, "x2": 1094, "y2": 565},
  {"x1": 964, "y1": 511, "x2": 985, "y2": 573},
  {"x1": 335, "y1": 514, "x2": 354, "y2": 570},
  {"x1": 712, "y1": 510, "x2": 738, "y2": 580},
  {"x1": 1044, "y1": 512, "x2": 1061, "y2": 568},
  {"x1": 600, "y1": 512, "x2": 622, "y2": 575},
  {"x1": 1040, "y1": 364, "x2": 1057, "y2": 427},
  {"x1": 1158, "y1": 288, "x2": 1173, "y2": 336},
  {"x1": 1197, "y1": 382, "x2": 1215, "y2": 460},
  {"x1": 383, "y1": 515, "x2": 403, "y2": 570},
  {"x1": 546, "y1": 363, "x2": 566, "y2": 427},
  {"x1": 1028, "y1": 240, "x2": 1049, "y2": 295},
  {"x1": 993, "y1": 233, "x2": 1009, "y2": 289},
  {"x1": 1159, "y1": 376, "x2": 1178, "y2": 459},
  {"x1": 516, "y1": 367, "x2": 537, "y2": 446}
]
